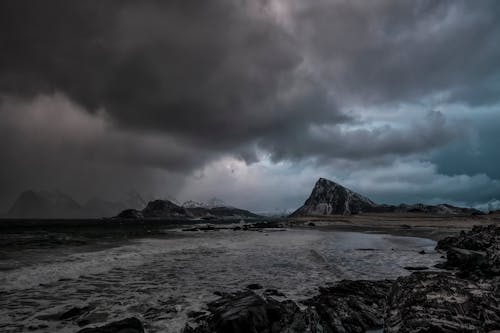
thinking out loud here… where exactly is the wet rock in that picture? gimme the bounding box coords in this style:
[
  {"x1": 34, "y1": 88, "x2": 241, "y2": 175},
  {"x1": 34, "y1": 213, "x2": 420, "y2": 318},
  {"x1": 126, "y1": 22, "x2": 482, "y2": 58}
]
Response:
[
  {"x1": 185, "y1": 291, "x2": 316, "y2": 333},
  {"x1": 304, "y1": 279, "x2": 392, "y2": 333},
  {"x1": 418, "y1": 250, "x2": 426, "y2": 254},
  {"x1": 385, "y1": 272, "x2": 500, "y2": 333},
  {"x1": 308, "y1": 222, "x2": 316, "y2": 227},
  {"x1": 76, "y1": 317, "x2": 144, "y2": 333}
]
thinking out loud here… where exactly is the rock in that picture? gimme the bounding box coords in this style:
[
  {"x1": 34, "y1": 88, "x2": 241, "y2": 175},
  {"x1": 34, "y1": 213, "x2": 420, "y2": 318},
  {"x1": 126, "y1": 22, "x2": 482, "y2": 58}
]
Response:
[
  {"x1": 385, "y1": 272, "x2": 500, "y2": 332},
  {"x1": 246, "y1": 283, "x2": 263, "y2": 290},
  {"x1": 446, "y1": 247, "x2": 488, "y2": 271},
  {"x1": 185, "y1": 291, "x2": 315, "y2": 333},
  {"x1": 304, "y1": 279, "x2": 393, "y2": 332},
  {"x1": 308, "y1": 222, "x2": 316, "y2": 227},
  {"x1": 114, "y1": 209, "x2": 143, "y2": 219},
  {"x1": 76, "y1": 317, "x2": 144, "y2": 333},
  {"x1": 418, "y1": 250, "x2": 426, "y2": 254},
  {"x1": 437, "y1": 224, "x2": 500, "y2": 277}
]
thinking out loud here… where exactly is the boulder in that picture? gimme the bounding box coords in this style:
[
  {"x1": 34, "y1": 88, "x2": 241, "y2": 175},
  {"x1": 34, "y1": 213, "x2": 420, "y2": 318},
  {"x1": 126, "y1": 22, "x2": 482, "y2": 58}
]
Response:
[{"x1": 437, "y1": 224, "x2": 500, "y2": 277}]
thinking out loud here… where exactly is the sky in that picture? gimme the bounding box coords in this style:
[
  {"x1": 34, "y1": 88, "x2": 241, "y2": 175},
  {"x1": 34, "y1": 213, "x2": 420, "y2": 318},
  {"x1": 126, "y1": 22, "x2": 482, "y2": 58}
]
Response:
[{"x1": 1, "y1": 0, "x2": 500, "y2": 213}]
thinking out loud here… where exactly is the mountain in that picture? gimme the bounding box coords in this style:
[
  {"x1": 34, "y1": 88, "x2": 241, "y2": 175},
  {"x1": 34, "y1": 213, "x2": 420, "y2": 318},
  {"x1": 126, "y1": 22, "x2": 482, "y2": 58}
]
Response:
[
  {"x1": 7, "y1": 190, "x2": 83, "y2": 218},
  {"x1": 291, "y1": 178, "x2": 482, "y2": 217},
  {"x1": 142, "y1": 200, "x2": 192, "y2": 218},
  {"x1": 182, "y1": 197, "x2": 230, "y2": 209},
  {"x1": 182, "y1": 200, "x2": 208, "y2": 209},
  {"x1": 116, "y1": 199, "x2": 260, "y2": 219},
  {"x1": 291, "y1": 178, "x2": 377, "y2": 216}
]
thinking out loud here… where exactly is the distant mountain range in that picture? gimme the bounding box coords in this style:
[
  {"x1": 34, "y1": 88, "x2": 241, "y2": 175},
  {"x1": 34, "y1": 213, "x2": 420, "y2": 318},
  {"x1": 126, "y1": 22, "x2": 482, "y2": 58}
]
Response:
[
  {"x1": 291, "y1": 178, "x2": 483, "y2": 216},
  {"x1": 116, "y1": 199, "x2": 260, "y2": 220},
  {"x1": 5, "y1": 190, "x2": 259, "y2": 219},
  {"x1": 5, "y1": 179, "x2": 485, "y2": 219},
  {"x1": 6, "y1": 189, "x2": 146, "y2": 218}
]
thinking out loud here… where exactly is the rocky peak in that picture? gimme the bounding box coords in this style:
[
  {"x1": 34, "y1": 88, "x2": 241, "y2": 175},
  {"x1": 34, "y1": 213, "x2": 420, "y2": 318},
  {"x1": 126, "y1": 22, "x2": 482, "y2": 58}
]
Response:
[{"x1": 291, "y1": 178, "x2": 377, "y2": 216}]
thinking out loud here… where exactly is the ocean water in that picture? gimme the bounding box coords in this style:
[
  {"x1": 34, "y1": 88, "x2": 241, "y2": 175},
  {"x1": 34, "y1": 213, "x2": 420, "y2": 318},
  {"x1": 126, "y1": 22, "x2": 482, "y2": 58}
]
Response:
[{"x1": 0, "y1": 227, "x2": 443, "y2": 332}]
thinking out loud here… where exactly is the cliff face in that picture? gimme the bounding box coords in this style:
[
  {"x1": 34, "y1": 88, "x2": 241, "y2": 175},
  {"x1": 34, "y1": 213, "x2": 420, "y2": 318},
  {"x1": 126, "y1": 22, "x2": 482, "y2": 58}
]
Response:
[{"x1": 291, "y1": 178, "x2": 377, "y2": 216}]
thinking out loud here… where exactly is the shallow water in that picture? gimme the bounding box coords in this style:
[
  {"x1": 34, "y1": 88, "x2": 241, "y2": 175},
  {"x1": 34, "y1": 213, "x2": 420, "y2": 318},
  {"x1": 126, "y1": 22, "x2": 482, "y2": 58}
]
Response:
[{"x1": 0, "y1": 228, "x2": 443, "y2": 332}]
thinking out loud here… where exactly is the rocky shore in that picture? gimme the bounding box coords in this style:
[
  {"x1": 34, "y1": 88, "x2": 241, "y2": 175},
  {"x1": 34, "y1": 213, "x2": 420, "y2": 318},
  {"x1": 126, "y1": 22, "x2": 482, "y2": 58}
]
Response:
[{"x1": 73, "y1": 225, "x2": 500, "y2": 333}]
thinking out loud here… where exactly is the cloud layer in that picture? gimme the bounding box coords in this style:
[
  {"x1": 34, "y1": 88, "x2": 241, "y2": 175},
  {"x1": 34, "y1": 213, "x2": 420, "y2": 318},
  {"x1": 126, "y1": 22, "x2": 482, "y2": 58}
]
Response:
[{"x1": 1, "y1": 0, "x2": 499, "y2": 211}]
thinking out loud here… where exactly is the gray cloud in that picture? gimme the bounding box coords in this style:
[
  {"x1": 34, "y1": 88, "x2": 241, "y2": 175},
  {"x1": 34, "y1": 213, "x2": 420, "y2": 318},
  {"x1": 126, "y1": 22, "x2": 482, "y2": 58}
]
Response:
[
  {"x1": 292, "y1": 0, "x2": 500, "y2": 106},
  {"x1": 0, "y1": 0, "x2": 499, "y2": 210}
]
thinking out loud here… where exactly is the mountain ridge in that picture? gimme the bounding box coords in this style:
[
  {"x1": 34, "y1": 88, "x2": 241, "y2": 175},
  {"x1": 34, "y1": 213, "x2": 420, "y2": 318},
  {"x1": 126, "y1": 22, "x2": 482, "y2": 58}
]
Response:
[
  {"x1": 291, "y1": 178, "x2": 482, "y2": 216},
  {"x1": 116, "y1": 199, "x2": 259, "y2": 219}
]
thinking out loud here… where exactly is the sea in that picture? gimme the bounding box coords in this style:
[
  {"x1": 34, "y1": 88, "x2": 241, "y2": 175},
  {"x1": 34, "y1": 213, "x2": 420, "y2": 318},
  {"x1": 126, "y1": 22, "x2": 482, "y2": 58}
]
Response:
[{"x1": 0, "y1": 220, "x2": 443, "y2": 332}]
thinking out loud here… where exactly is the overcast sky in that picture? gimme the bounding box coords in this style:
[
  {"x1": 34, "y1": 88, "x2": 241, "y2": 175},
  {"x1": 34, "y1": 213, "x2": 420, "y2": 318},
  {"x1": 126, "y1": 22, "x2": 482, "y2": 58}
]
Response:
[{"x1": 1, "y1": 0, "x2": 500, "y2": 212}]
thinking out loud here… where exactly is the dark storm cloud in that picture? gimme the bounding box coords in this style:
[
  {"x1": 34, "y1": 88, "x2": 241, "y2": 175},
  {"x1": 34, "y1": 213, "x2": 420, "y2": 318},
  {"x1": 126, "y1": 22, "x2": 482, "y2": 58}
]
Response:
[
  {"x1": 0, "y1": 0, "x2": 338, "y2": 150},
  {"x1": 1, "y1": 0, "x2": 499, "y2": 210},
  {"x1": 260, "y1": 111, "x2": 465, "y2": 162},
  {"x1": 0, "y1": 0, "x2": 478, "y2": 163},
  {"x1": 293, "y1": 0, "x2": 500, "y2": 106}
]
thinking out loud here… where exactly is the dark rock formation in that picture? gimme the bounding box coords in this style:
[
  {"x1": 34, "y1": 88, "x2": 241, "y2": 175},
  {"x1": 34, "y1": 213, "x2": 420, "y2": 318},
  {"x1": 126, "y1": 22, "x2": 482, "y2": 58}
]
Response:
[
  {"x1": 437, "y1": 224, "x2": 500, "y2": 277},
  {"x1": 291, "y1": 177, "x2": 482, "y2": 216},
  {"x1": 305, "y1": 280, "x2": 393, "y2": 332},
  {"x1": 291, "y1": 178, "x2": 377, "y2": 216},
  {"x1": 76, "y1": 317, "x2": 144, "y2": 333},
  {"x1": 185, "y1": 291, "x2": 315, "y2": 333},
  {"x1": 188, "y1": 224, "x2": 500, "y2": 333},
  {"x1": 385, "y1": 272, "x2": 500, "y2": 332}
]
